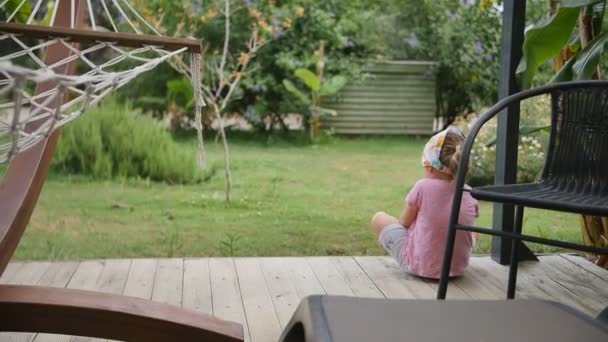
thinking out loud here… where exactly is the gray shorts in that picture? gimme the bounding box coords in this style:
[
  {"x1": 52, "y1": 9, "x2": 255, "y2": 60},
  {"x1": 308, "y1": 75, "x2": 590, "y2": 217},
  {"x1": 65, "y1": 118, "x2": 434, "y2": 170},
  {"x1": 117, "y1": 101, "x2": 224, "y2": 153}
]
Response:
[{"x1": 378, "y1": 223, "x2": 409, "y2": 272}]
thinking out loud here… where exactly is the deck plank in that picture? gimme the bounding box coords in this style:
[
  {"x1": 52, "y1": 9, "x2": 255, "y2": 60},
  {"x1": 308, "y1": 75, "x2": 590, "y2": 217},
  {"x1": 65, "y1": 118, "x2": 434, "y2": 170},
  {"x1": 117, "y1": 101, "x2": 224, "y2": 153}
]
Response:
[
  {"x1": 453, "y1": 261, "x2": 503, "y2": 299},
  {"x1": 466, "y1": 258, "x2": 513, "y2": 298},
  {"x1": 475, "y1": 257, "x2": 597, "y2": 315},
  {"x1": 330, "y1": 257, "x2": 384, "y2": 298},
  {"x1": 473, "y1": 257, "x2": 552, "y2": 300},
  {"x1": 354, "y1": 257, "x2": 417, "y2": 299},
  {"x1": 182, "y1": 258, "x2": 213, "y2": 315},
  {"x1": 561, "y1": 254, "x2": 608, "y2": 282},
  {"x1": 3, "y1": 261, "x2": 51, "y2": 285},
  {"x1": 65, "y1": 261, "x2": 105, "y2": 290},
  {"x1": 259, "y1": 258, "x2": 302, "y2": 327},
  {"x1": 375, "y1": 257, "x2": 438, "y2": 299},
  {"x1": 209, "y1": 258, "x2": 251, "y2": 342},
  {"x1": 281, "y1": 257, "x2": 325, "y2": 298},
  {"x1": 234, "y1": 258, "x2": 282, "y2": 342},
  {"x1": 542, "y1": 255, "x2": 608, "y2": 300},
  {"x1": 0, "y1": 262, "x2": 24, "y2": 284},
  {"x1": 95, "y1": 260, "x2": 131, "y2": 294},
  {"x1": 307, "y1": 257, "x2": 354, "y2": 296},
  {"x1": 518, "y1": 260, "x2": 599, "y2": 315},
  {"x1": 37, "y1": 262, "x2": 79, "y2": 288},
  {"x1": 152, "y1": 258, "x2": 183, "y2": 306},
  {"x1": 371, "y1": 256, "x2": 438, "y2": 298},
  {"x1": 122, "y1": 258, "x2": 158, "y2": 299},
  {"x1": 536, "y1": 256, "x2": 608, "y2": 310}
]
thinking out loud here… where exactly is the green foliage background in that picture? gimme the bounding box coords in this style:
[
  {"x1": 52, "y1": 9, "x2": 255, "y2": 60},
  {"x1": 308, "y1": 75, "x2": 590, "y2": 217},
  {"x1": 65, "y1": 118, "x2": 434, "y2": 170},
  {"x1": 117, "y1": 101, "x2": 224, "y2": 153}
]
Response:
[{"x1": 115, "y1": 0, "x2": 559, "y2": 130}]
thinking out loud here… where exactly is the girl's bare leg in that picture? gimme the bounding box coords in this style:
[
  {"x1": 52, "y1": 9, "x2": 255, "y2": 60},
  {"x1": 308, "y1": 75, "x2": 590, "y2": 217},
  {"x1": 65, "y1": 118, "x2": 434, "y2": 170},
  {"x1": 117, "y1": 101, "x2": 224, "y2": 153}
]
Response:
[{"x1": 370, "y1": 211, "x2": 399, "y2": 238}]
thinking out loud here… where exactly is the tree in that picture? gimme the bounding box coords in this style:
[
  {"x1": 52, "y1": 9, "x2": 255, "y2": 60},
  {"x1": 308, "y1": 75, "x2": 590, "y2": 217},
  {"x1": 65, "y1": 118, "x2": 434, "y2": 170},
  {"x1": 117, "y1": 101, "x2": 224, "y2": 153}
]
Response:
[
  {"x1": 238, "y1": 0, "x2": 377, "y2": 135},
  {"x1": 140, "y1": 0, "x2": 296, "y2": 203}
]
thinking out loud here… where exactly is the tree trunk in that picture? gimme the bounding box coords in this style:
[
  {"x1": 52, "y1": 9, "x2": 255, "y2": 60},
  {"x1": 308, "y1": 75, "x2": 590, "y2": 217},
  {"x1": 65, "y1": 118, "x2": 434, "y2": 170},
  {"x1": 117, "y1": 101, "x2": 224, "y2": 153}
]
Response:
[{"x1": 212, "y1": 103, "x2": 232, "y2": 204}]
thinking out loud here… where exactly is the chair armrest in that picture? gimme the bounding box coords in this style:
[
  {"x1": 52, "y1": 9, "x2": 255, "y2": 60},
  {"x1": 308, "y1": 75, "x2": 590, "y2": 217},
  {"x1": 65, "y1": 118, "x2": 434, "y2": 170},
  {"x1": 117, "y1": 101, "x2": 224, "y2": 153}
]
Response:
[{"x1": 0, "y1": 285, "x2": 243, "y2": 342}]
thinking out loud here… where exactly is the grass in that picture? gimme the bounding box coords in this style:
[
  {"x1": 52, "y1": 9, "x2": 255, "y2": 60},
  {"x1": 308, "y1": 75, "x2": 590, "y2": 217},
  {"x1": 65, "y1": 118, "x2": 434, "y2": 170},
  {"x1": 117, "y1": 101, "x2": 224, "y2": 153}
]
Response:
[{"x1": 8, "y1": 135, "x2": 582, "y2": 260}]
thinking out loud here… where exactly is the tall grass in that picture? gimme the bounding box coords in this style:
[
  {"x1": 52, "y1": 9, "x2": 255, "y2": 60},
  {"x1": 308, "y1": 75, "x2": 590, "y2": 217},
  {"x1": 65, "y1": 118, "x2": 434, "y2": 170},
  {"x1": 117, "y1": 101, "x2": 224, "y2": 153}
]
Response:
[{"x1": 53, "y1": 99, "x2": 204, "y2": 184}]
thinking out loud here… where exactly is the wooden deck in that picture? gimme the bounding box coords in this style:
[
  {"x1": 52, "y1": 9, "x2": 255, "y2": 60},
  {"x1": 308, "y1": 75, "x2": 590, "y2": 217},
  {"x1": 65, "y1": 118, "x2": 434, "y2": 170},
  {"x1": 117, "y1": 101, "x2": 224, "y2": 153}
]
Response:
[{"x1": 1, "y1": 255, "x2": 608, "y2": 342}]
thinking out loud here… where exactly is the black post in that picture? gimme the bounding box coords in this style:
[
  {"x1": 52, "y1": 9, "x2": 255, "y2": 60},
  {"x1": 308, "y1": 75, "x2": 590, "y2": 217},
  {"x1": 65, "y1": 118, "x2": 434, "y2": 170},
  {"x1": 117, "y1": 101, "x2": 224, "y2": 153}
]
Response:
[{"x1": 492, "y1": 0, "x2": 536, "y2": 264}]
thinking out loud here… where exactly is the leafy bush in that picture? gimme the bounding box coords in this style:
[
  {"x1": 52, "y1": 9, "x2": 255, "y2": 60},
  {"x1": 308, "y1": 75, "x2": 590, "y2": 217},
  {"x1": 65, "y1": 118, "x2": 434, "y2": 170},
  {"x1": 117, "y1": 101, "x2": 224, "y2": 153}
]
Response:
[
  {"x1": 239, "y1": 0, "x2": 377, "y2": 132},
  {"x1": 53, "y1": 100, "x2": 205, "y2": 184},
  {"x1": 411, "y1": 1, "x2": 502, "y2": 120},
  {"x1": 456, "y1": 95, "x2": 551, "y2": 186},
  {"x1": 401, "y1": 0, "x2": 551, "y2": 120}
]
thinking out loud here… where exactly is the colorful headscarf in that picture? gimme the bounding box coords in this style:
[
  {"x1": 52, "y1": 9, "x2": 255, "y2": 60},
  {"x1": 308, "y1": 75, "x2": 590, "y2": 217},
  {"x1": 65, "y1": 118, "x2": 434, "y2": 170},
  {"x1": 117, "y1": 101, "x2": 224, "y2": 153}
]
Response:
[{"x1": 421, "y1": 126, "x2": 465, "y2": 173}]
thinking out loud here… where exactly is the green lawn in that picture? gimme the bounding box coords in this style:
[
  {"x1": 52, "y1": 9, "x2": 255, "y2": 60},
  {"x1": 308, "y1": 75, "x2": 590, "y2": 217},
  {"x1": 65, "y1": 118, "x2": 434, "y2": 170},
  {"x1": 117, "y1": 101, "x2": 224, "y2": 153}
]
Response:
[{"x1": 10, "y1": 136, "x2": 582, "y2": 260}]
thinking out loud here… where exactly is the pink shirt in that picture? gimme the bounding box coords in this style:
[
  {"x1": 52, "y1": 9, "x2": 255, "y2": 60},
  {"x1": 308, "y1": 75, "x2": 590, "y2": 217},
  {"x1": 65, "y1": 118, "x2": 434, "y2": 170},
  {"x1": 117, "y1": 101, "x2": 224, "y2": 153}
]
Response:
[{"x1": 404, "y1": 178, "x2": 479, "y2": 279}]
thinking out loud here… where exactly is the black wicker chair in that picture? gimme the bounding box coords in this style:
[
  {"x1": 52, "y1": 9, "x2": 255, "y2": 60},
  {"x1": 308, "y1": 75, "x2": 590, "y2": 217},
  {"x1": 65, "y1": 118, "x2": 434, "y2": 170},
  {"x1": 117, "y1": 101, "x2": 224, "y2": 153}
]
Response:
[{"x1": 437, "y1": 81, "x2": 608, "y2": 300}]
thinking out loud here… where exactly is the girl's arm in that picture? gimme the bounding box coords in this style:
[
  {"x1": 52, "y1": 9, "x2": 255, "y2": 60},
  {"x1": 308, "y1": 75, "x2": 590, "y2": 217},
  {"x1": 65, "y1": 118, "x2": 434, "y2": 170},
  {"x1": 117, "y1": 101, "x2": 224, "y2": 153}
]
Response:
[{"x1": 399, "y1": 204, "x2": 418, "y2": 228}]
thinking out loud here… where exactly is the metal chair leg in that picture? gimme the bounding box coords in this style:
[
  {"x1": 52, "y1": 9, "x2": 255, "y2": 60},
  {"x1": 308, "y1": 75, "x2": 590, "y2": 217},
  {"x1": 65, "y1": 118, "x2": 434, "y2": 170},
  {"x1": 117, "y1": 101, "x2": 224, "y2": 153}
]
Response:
[
  {"x1": 437, "y1": 220, "x2": 459, "y2": 300},
  {"x1": 507, "y1": 205, "x2": 524, "y2": 299}
]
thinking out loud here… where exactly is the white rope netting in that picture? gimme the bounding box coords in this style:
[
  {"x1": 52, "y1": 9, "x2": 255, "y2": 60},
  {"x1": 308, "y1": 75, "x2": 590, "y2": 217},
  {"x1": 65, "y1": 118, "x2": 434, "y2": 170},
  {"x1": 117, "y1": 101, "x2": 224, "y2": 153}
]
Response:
[{"x1": 0, "y1": 0, "x2": 206, "y2": 166}]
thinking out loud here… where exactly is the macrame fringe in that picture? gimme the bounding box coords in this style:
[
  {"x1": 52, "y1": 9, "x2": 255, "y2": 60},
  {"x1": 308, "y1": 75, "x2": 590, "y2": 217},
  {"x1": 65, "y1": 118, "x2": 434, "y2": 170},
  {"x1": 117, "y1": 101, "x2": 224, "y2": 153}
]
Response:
[{"x1": 190, "y1": 52, "x2": 206, "y2": 169}]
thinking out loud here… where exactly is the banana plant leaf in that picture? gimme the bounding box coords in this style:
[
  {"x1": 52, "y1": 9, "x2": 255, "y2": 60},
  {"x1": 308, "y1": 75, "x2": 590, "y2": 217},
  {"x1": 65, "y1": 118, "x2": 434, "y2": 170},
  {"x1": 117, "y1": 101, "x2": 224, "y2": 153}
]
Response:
[
  {"x1": 550, "y1": 54, "x2": 577, "y2": 83},
  {"x1": 319, "y1": 76, "x2": 348, "y2": 97},
  {"x1": 551, "y1": 29, "x2": 608, "y2": 82},
  {"x1": 573, "y1": 30, "x2": 608, "y2": 79},
  {"x1": 560, "y1": 0, "x2": 605, "y2": 7},
  {"x1": 283, "y1": 79, "x2": 311, "y2": 105},
  {"x1": 295, "y1": 69, "x2": 321, "y2": 92},
  {"x1": 517, "y1": 7, "x2": 579, "y2": 89}
]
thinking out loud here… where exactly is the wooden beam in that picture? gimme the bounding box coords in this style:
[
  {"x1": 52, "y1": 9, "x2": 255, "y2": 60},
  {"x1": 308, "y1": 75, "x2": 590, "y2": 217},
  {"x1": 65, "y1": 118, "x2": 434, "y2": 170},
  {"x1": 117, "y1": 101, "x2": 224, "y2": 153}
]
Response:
[{"x1": 0, "y1": 22, "x2": 201, "y2": 53}]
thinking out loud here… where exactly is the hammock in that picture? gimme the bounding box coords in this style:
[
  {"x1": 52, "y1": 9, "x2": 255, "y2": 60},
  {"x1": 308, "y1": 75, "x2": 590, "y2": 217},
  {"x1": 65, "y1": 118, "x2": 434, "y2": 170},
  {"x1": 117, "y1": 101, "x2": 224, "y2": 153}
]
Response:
[{"x1": 0, "y1": 0, "x2": 206, "y2": 166}]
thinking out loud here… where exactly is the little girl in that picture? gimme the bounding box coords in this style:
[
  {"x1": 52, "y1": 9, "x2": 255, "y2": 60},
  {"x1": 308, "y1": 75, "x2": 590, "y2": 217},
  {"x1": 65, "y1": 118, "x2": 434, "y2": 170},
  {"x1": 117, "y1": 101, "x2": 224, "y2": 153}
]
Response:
[{"x1": 371, "y1": 126, "x2": 479, "y2": 279}]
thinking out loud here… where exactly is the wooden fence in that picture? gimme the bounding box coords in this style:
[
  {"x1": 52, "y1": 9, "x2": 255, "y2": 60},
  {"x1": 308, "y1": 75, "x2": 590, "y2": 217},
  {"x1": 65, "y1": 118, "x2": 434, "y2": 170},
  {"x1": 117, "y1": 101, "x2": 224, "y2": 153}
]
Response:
[{"x1": 323, "y1": 61, "x2": 436, "y2": 135}]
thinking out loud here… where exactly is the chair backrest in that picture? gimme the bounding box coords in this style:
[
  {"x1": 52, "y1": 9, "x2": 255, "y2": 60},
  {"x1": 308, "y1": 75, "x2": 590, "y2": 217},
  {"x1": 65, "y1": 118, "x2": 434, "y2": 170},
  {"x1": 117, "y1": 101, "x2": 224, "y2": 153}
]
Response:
[
  {"x1": 542, "y1": 85, "x2": 608, "y2": 196},
  {"x1": 0, "y1": 1, "x2": 84, "y2": 277}
]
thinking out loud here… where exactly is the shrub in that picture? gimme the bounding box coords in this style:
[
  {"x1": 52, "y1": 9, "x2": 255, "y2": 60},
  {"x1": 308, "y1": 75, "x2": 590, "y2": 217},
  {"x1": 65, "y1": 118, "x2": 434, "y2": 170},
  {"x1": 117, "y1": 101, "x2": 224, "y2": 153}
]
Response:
[
  {"x1": 53, "y1": 99, "x2": 204, "y2": 184},
  {"x1": 456, "y1": 95, "x2": 550, "y2": 187}
]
